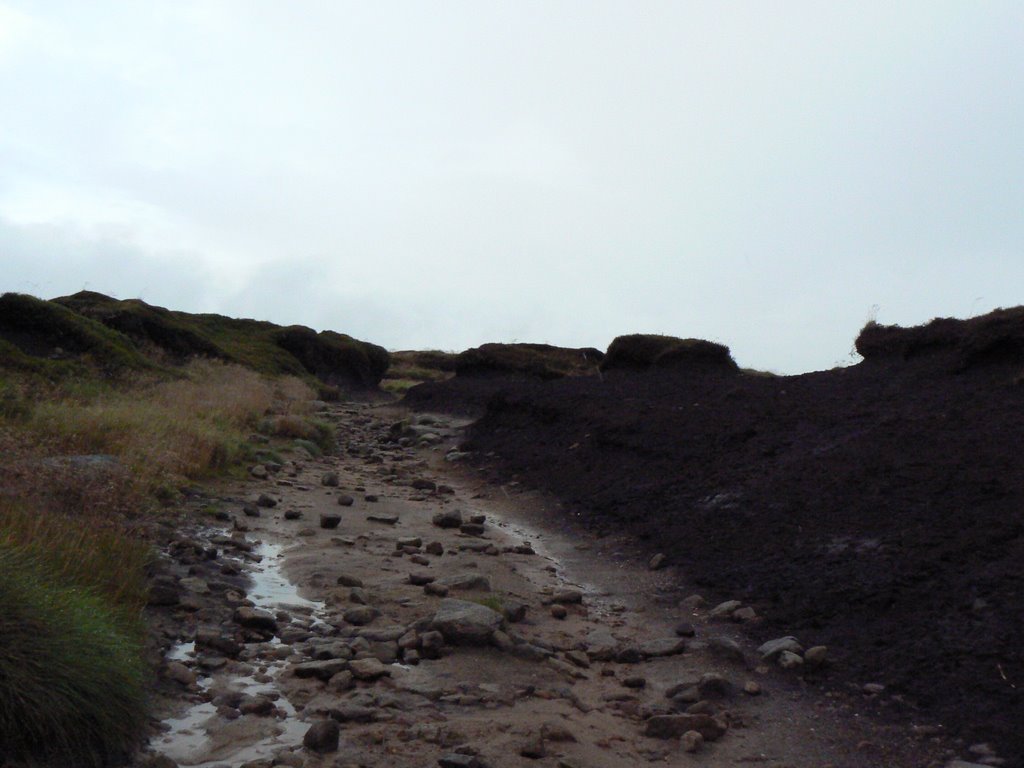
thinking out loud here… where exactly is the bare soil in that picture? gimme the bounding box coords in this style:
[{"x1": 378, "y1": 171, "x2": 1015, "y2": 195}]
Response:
[{"x1": 139, "y1": 402, "x2": 961, "y2": 768}]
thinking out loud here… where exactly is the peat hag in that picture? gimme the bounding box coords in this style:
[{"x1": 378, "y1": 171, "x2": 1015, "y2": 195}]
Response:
[{"x1": 406, "y1": 312, "x2": 1024, "y2": 757}]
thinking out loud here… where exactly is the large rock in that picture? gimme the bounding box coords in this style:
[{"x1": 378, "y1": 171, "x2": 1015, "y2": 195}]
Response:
[
  {"x1": 303, "y1": 720, "x2": 340, "y2": 753},
  {"x1": 431, "y1": 598, "x2": 504, "y2": 645},
  {"x1": 233, "y1": 607, "x2": 278, "y2": 633}
]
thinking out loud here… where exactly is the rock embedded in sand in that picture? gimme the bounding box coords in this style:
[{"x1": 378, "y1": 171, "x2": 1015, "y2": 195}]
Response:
[
  {"x1": 431, "y1": 598, "x2": 504, "y2": 645},
  {"x1": 320, "y1": 513, "x2": 342, "y2": 529},
  {"x1": 321, "y1": 471, "x2": 340, "y2": 486},
  {"x1": 409, "y1": 571, "x2": 435, "y2": 586},
  {"x1": 344, "y1": 606, "x2": 380, "y2": 625},
  {"x1": 255, "y1": 493, "x2": 277, "y2": 508},
  {"x1": 681, "y1": 730, "x2": 704, "y2": 753},
  {"x1": 337, "y1": 494, "x2": 355, "y2": 506},
  {"x1": 336, "y1": 573, "x2": 364, "y2": 588}
]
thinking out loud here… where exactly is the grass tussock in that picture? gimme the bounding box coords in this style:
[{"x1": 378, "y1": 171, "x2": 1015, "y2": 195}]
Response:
[
  {"x1": 0, "y1": 360, "x2": 326, "y2": 766},
  {"x1": 0, "y1": 545, "x2": 146, "y2": 768}
]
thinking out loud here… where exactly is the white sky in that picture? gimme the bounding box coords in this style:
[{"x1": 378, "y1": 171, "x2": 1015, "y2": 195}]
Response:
[{"x1": 2, "y1": 1, "x2": 1022, "y2": 373}]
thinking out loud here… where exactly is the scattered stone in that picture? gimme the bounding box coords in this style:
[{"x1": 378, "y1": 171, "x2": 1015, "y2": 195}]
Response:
[
  {"x1": 424, "y1": 582, "x2": 450, "y2": 597},
  {"x1": 337, "y1": 494, "x2": 355, "y2": 507},
  {"x1": 550, "y1": 589, "x2": 583, "y2": 605},
  {"x1": 364, "y1": 494, "x2": 379, "y2": 503},
  {"x1": 680, "y1": 594, "x2": 706, "y2": 610},
  {"x1": 804, "y1": 645, "x2": 828, "y2": 667},
  {"x1": 349, "y1": 657, "x2": 390, "y2": 680},
  {"x1": 320, "y1": 513, "x2": 342, "y2": 529},
  {"x1": 412, "y1": 479, "x2": 437, "y2": 491},
  {"x1": 321, "y1": 471, "x2": 340, "y2": 487},
  {"x1": 640, "y1": 637, "x2": 687, "y2": 658},
  {"x1": 409, "y1": 571, "x2": 435, "y2": 586},
  {"x1": 344, "y1": 606, "x2": 380, "y2": 626},
  {"x1": 233, "y1": 606, "x2": 278, "y2": 633},
  {"x1": 163, "y1": 661, "x2": 196, "y2": 687},
  {"x1": 697, "y1": 673, "x2": 732, "y2": 698},
  {"x1": 585, "y1": 629, "x2": 621, "y2": 661},
  {"x1": 674, "y1": 621, "x2": 696, "y2": 637},
  {"x1": 250, "y1": 465, "x2": 268, "y2": 479},
  {"x1": 242, "y1": 504, "x2": 261, "y2": 518},
  {"x1": 284, "y1": 509, "x2": 302, "y2": 520},
  {"x1": 502, "y1": 599, "x2": 528, "y2": 623},
  {"x1": 744, "y1": 680, "x2": 762, "y2": 696},
  {"x1": 550, "y1": 604, "x2": 568, "y2": 620},
  {"x1": 565, "y1": 650, "x2": 590, "y2": 669},
  {"x1": 336, "y1": 573, "x2": 364, "y2": 588},
  {"x1": 863, "y1": 683, "x2": 886, "y2": 695},
  {"x1": 644, "y1": 714, "x2": 728, "y2": 742},
  {"x1": 438, "y1": 574, "x2": 491, "y2": 592},
  {"x1": 432, "y1": 509, "x2": 463, "y2": 529},
  {"x1": 681, "y1": 730, "x2": 704, "y2": 753},
  {"x1": 778, "y1": 650, "x2": 804, "y2": 669},
  {"x1": 303, "y1": 720, "x2": 339, "y2": 753},
  {"x1": 707, "y1": 636, "x2": 745, "y2": 664},
  {"x1": 425, "y1": 541, "x2": 445, "y2": 556},
  {"x1": 622, "y1": 675, "x2": 646, "y2": 689},
  {"x1": 757, "y1": 636, "x2": 804, "y2": 660},
  {"x1": 397, "y1": 536, "x2": 423, "y2": 549},
  {"x1": 648, "y1": 553, "x2": 667, "y2": 570},
  {"x1": 519, "y1": 736, "x2": 546, "y2": 759},
  {"x1": 367, "y1": 513, "x2": 399, "y2": 525},
  {"x1": 709, "y1": 600, "x2": 742, "y2": 618},
  {"x1": 179, "y1": 577, "x2": 209, "y2": 594},
  {"x1": 733, "y1": 606, "x2": 758, "y2": 622},
  {"x1": 293, "y1": 659, "x2": 349, "y2": 681},
  {"x1": 459, "y1": 523, "x2": 486, "y2": 536},
  {"x1": 256, "y1": 494, "x2": 277, "y2": 508},
  {"x1": 431, "y1": 598, "x2": 504, "y2": 645},
  {"x1": 239, "y1": 695, "x2": 275, "y2": 716},
  {"x1": 438, "y1": 755, "x2": 483, "y2": 768},
  {"x1": 542, "y1": 722, "x2": 578, "y2": 743}
]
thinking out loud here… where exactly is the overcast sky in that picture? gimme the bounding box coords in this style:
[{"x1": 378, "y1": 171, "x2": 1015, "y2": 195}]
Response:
[{"x1": 2, "y1": 2, "x2": 1022, "y2": 373}]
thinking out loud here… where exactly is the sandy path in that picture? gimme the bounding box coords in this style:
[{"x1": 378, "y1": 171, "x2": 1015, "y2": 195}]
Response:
[{"x1": 142, "y1": 402, "x2": 951, "y2": 768}]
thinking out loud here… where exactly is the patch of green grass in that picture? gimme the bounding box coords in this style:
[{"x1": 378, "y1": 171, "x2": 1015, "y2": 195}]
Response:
[
  {"x1": 0, "y1": 545, "x2": 146, "y2": 768},
  {"x1": 292, "y1": 438, "x2": 323, "y2": 457},
  {"x1": 473, "y1": 595, "x2": 504, "y2": 613}
]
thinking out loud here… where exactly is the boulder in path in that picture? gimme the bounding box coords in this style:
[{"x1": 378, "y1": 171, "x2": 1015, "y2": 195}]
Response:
[{"x1": 431, "y1": 598, "x2": 504, "y2": 645}]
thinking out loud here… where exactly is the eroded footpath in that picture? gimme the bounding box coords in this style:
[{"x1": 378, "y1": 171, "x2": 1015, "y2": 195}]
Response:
[{"x1": 136, "y1": 403, "x2": 954, "y2": 768}]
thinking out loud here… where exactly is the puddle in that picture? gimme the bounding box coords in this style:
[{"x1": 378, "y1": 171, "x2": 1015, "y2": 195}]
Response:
[{"x1": 154, "y1": 539, "x2": 325, "y2": 767}]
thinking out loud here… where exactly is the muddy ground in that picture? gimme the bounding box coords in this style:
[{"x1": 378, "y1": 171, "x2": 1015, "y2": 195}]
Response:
[
  {"x1": 137, "y1": 403, "x2": 969, "y2": 768},
  {"x1": 404, "y1": 340, "x2": 1024, "y2": 764}
]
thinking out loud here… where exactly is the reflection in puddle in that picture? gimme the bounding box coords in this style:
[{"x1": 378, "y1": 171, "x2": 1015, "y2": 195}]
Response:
[{"x1": 155, "y1": 540, "x2": 325, "y2": 767}]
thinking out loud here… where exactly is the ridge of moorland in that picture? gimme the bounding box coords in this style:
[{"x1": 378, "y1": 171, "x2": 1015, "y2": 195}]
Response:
[{"x1": 2, "y1": 290, "x2": 1023, "y2": 765}]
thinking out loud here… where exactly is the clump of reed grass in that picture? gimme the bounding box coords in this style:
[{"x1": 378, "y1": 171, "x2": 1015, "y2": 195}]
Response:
[{"x1": 0, "y1": 545, "x2": 147, "y2": 767}]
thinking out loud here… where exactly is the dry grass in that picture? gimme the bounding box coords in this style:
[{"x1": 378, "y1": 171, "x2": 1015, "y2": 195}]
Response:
[{"x1": 18, "y1": 361, "x2": 316, "y2": 487}]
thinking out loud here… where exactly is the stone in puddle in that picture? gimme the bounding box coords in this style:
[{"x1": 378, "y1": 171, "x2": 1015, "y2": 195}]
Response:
[{"x1": 303, "y1": 720, "x2": 339, "y2": 753}]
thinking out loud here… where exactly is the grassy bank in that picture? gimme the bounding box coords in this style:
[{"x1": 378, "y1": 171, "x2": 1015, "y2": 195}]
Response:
[{"x1": 0, "y1": 360, "x2": 331, "y2": 766}]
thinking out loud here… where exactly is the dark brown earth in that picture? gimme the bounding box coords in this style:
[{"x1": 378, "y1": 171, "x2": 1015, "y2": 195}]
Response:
[{"x1": 405, "y1": 310, "x2": 1024, "y2": 762}]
